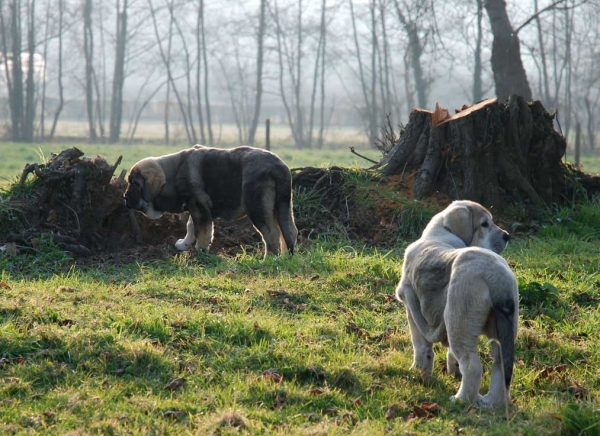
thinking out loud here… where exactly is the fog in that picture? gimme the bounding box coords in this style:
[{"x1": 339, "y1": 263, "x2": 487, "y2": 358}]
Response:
[{"x1": 0, "y1": 0, "x2": 598, "y2": 148}]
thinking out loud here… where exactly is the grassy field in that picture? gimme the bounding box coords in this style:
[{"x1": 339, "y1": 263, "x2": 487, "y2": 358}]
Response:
[
  {"x1": 0, "y1": 142, "x2": 382, "y2": 186},
  {"x1": 0, "y1": 144, "x2": 599, "y2": 434},
  {"x1": 1, "y1": 141, "x2": 599, "y2": 187}
]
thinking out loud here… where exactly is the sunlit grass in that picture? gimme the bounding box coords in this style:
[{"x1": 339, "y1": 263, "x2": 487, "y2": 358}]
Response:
[{"x1": 0, "y1": 196, "x2": 599, "y2": 434}]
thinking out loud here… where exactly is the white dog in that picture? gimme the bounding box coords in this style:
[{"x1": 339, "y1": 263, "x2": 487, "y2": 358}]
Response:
[{"x1": 395, "y1": 200, "x2": 518, "y2": 406}]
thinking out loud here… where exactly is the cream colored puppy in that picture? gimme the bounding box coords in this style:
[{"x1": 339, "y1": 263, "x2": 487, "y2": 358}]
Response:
[{"x1": 395, "y1": 200, "x2": 518, "y2": 406}]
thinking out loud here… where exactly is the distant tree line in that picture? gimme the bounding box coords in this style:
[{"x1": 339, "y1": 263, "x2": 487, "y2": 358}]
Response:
[{"x1": 0, "y1": 0, "x2": 597, "y2": 150}]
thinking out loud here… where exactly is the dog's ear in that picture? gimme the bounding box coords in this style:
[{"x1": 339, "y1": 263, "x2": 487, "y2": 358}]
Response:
[
  {"x1": 443, "y1": 205, "x2": 473, "y2": 245},
  {"x1": 136, "y1": 159, "x2": 166, "y2": 200}
]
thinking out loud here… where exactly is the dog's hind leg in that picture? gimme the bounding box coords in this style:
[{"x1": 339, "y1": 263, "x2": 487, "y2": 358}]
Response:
[
  {"x1": 448, "y1": 337, "x2": 483, "y2": 403},
  {"x1": 446, "y1": 349, "x2": 461, "y2": 378},
  {"x1": 406, "y1": 310, "x2": 435, "y2": 379},
  {"x1": 446, "y1": 279, "x2": 490, "y2": 403},
  {"x1": 480, "y1": 338, "x2": 506, "y2": 406},
  {"x1": 244, "y1": 180, "x2": 282, "y2": 258},
  {"x1": 187, "y1": 204, "x2": 213, "y2": 252}
]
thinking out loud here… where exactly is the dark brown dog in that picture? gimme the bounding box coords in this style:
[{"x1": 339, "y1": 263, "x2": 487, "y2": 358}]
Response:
[{"x1": 124, "y1": 145, "x2": 298, "y2": 257}]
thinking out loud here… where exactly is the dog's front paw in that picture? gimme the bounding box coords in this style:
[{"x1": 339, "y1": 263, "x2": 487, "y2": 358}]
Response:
[
  {"x1": 450, "y1": 394, "x2": 484, "y2": 404},
  {"x1": 479, "y1": 393, "x2": 506, "y2": 408},
  {"x1": 195, "y1": 244, "x2": 211, "y2": 253},
  {"x1": 175, "y1": 238, "x2": 193, "y2": 251}
]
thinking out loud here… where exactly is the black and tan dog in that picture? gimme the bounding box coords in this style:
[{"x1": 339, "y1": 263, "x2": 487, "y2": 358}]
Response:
[{"x1": 124, "y1": 145, "x2": 298, "y2": 257}]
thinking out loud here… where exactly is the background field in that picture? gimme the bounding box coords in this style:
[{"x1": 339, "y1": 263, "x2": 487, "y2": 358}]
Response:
[
  {"x1": 0, "y1": 142, "x2": 599, "y2": 435},
  {"x1": 0, "y1": 140, "x2": 383, "y2": 187},
  {"x1": 1, "y1": 138, "x2": 598, "y2": 187}
]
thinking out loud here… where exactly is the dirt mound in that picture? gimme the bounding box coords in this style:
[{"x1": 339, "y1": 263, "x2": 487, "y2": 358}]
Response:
[{"x1": 1, "y1": 148, "x2": 261, "y2": 261}]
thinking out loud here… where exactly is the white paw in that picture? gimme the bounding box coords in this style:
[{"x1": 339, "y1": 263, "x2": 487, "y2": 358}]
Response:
[
  {"x1": 479, "y1": 394, "x2": 505, "y2": 408},
  {"x1": 450, "y1": 394, "x2": 484, "y2": 404},
  {"x1": 175, "y1": 239, "x2": 193, "y2": 251}
]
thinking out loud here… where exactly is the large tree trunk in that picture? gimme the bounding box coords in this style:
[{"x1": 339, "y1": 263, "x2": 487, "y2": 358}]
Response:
[
  {"x1": 23, "y1": 0, "x2": 36, "y2": 142},
  {"x1": 485, "y1": 0, "x2": 532, "y2": 102},
  {"x1": 109, "y1": 0, "x2": 128, "y2": 144},
  {"x1": 10, "y1": 0, "x2": 24, "y2": 141},
  {"x1": 83, "y1": 0, "x2": 97, "y2": 141},
  {"x1": 373, "y1": 97, "x2": 578, "y2": 210},
  {"x1": 246, "y1": 0, "x2": 266, "y2": 147},
  {"x1": 49, "y1": 0, "x2": 65, "y2": 140}
]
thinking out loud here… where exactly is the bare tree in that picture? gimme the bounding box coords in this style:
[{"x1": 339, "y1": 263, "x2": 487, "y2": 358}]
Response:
[
  {"x1": 109, "y1": 0, "x2": 129, "y2": 144},
  {"x1": 83, "y1": 0, "x2": 97, "y2": 141},
  {"x1": 472, "y1": 0, "x2": 484, "y2": 102},
  {"x1": 49, "y1": 0, "x2": 64, "y2": 140},
  {"x1": 308, "y1": 0, "x2": 326, "y2": 149},
  {"x1": 39, "y1": 1, "x2": 49, "y2": 139},
  {"x1": 246, "y1": 0, "x2": 267, "y2": 146},
  {"x1": 484, "y1": 0, "x2": 532, "y2": 101},
  {"x1": 0, "y1": 0, "x2": 37, "y2": 142},
  {"x1": 23, "y1": 0, "x2": 36, "y2": 142},
  {"x1": 195, "y1": 2, "x2": 206, "y2": 144},
  {"x1": 317, "y1": 0, "x2": 327, "y2": 149},
  {"x1": 199, "y1": 0, "x2": 213, "y2": 145},
  {"x1": 348, "y1": 0, "x2": 374, "y2": 140},
  {"x1": 392, "y1": 0, "x2": 431, "y2": 108},
  {"x1": 148, "y1": 0, "x2": 194, "y2": 145}
]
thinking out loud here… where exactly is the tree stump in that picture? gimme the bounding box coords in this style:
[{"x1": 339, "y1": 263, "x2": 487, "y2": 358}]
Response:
[{"x1": 373, "y1": 96, "x2": 596, "y2": 210}]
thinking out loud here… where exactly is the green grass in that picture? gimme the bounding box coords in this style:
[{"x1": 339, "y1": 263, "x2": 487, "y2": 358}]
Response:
[
  {"x1": 1, "y1": 194, "x2": 599, "y2": 434},
  {"x1": 0, "y1": 142, "x2": 382, "y2": 186}
]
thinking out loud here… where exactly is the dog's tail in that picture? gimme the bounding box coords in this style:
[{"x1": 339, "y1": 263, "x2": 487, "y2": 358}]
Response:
[
  {"x1": 492, "y1": 296, "x2": 517, "y2": 389},
  {"x1": 274, "y1": 171, "x2": 297, "y2": 255}
]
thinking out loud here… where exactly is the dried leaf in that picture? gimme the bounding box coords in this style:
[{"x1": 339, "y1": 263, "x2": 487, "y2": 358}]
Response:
[
  {"x1": 165, "y1": 377, "x2": 186, "y2": 391},
  {"x1": 266, "y1": 289, "x2": 288, "y2": 297},
  {"x1": 339, "y1": 412, "x2": 357, "y2": 425},
  {"x1": 309, "y1": 388, "x2": 325, "y2": 396},
  {"x1": 0, "y1": 281, "x2": 11, "y2": 289},
  {"x1": 57, "y1": 319, "x2": 75, "y2": 328},
  {"x1": 304, "y1": 413, "x2": 321, "y2": 422},
  {"x1": 163, "y1": 410, "x2": 184, "y2": 419},
  {"x1": 386, "y1": 404, "x2": 402, "y2": 420},
  {"x1": 261, "y1": 368, "x2": 283, "y2": 384},
  {"x1": 322, "y1": 408, "x2": 338, "y2": 416},
  {"x1": 409, "y1": 402, "x2": 440, "y2": 421},
  {"x1": 346, "y1": 322, "x2": 371, "y2": 339},
  {"x1": 273, "y1": 392, "x2": 287, "y2": 409},
  {"x1": 567, "y1": 384, "x2": 589, "y2": 399},
  {"x1": 535, "y1": 364, "x2": 568, "y2": 381}
]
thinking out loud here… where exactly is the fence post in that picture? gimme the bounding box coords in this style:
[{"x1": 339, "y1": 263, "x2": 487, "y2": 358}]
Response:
[
  {"x1": 265, "y1": 118, "x2": 271, "y2": 151},
  {"x1": 575, "y1": 122, "x2": 581, "y2": 167}
]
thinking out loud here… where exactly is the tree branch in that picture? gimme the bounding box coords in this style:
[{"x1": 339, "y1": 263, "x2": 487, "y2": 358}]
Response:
[{"x1": 514, "y1": 0, "x2": 587, "y2": 35}]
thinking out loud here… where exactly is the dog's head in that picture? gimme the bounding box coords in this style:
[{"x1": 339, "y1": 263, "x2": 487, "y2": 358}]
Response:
[
  {"x1": 123, "y1": 158, "x2": 166, "y2": 220},
  {"x1": 442, "y1": 200, "x2": 510, "y2": 253}
]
